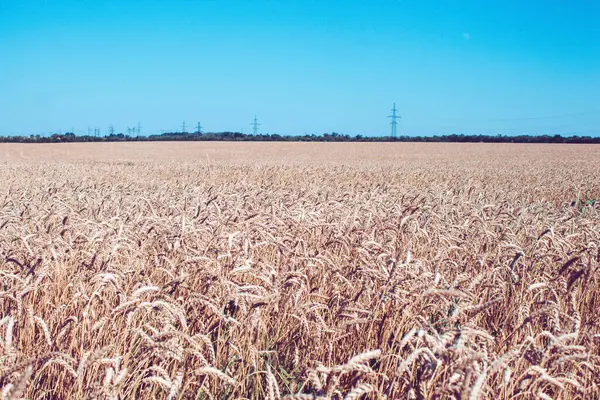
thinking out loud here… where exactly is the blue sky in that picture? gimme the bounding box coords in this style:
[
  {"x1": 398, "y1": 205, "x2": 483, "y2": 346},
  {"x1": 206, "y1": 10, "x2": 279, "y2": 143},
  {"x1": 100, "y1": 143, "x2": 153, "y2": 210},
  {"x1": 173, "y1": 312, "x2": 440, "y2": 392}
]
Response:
[{"x1": 1, "y1": 0, "x2": 599, "y2": 137}]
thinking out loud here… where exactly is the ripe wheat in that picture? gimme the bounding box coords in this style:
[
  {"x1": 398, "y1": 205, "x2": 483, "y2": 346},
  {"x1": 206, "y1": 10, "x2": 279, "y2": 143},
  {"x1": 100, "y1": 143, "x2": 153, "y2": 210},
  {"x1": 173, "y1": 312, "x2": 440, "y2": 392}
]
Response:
[{"x1": 0, "y1": 142, "x2": 599, "y2": 399}]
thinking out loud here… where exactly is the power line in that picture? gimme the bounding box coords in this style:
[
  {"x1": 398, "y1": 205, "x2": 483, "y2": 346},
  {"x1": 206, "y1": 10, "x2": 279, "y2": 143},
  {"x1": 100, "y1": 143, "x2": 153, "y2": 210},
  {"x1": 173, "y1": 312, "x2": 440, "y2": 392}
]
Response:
[
  {"x1": 433, "y1": 109, "x2": 600, "y2": 124},
  {"x1": 388, "y1": 103, "x2": 401, "y2": 138},
  {"x1": 488, "y1": 109, "x2": 600, "y2": 122},
  {"x1": 251, "y1": 115, "x2": 260, "y2": 135}
]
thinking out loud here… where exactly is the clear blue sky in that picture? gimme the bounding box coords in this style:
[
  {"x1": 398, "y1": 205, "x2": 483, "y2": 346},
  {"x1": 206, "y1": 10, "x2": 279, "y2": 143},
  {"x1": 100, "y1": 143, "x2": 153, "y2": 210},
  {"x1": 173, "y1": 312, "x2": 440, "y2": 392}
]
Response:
[{"x1": 1, "y1": 0, "x2": 599, "y2": 137}]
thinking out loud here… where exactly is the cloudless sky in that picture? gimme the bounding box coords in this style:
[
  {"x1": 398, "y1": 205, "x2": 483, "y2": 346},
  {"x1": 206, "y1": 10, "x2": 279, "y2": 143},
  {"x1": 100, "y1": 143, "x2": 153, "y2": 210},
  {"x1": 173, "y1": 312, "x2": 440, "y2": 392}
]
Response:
[{"x1": 1, "y1": 0, "x2": 599, "y2": 136}]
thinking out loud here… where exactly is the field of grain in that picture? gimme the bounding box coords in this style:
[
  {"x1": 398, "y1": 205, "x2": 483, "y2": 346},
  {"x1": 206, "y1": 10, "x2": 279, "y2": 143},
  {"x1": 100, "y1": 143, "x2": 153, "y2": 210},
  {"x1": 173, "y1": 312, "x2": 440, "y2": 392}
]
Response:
[{"x1": 0, "y1": 142, "x2": 599, "y2": 399}]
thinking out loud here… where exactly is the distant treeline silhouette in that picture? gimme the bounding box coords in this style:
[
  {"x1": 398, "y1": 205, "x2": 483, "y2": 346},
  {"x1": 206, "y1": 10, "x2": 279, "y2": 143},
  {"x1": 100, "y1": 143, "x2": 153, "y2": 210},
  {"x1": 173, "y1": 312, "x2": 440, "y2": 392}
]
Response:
[{"x1": 2, "y1": 131, "x2": 600, "y2": 144}]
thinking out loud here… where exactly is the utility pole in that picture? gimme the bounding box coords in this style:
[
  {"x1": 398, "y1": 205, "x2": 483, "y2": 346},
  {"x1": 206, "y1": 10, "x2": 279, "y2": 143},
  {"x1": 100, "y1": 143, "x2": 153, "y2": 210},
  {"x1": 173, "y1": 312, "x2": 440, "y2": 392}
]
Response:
[
  {"x1": 127, "y1": 127, "x2": 132, "y2": 136},
  {"x1": 388, "y1": 102, "x2": 401, "y2": 138},
  {"x1": 196, "y1": 122, "x2": 203, "y2": 135},
  {"x1": 251, "y1": 115, "x2": 260, "y2": 135}
]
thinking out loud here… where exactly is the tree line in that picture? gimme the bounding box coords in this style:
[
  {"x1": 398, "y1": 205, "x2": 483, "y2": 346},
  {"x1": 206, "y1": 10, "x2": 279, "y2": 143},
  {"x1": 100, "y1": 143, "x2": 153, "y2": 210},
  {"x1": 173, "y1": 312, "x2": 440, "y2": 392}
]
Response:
[{"x1": 1, "y1": 131, "x2": 599, "y2": 144}]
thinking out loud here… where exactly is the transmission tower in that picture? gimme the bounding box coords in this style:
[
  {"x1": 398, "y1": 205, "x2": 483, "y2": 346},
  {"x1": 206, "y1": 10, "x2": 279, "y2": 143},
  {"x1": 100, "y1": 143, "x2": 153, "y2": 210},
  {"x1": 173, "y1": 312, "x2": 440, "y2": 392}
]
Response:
[
  {"x1": 388, "y1": 103, "x2": 401, "y2": 138},
  {"x1": 109, "y1": 125, "x2": 114, "y2": 136},
  {"x1": 181, "y1": 120, "x2": 187, "y2": 133},
  {"x1": 137, "y1": 122, "x2": 142, "y2": 137},
  {"x1": 251, "y1": 115, "x2": 260, "y2": 135},
  {"x1": 196, "y1": 122, "x2": 203, "y2": 135}
]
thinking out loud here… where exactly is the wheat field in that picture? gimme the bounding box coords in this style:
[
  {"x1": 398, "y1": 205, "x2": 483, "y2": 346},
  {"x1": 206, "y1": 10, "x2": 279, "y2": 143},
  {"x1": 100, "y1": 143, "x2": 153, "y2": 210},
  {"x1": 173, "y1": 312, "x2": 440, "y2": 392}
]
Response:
[{"x1": 0, "y1": 142, "x2": 599, "y2": 399}]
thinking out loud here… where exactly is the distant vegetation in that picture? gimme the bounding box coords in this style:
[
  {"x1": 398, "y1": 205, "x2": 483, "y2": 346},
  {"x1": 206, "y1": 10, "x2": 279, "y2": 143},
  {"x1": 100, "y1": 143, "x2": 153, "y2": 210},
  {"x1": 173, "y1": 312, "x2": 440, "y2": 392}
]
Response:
[{"x1": 2, "y1": 131, "x2": 600, "y2": 143}]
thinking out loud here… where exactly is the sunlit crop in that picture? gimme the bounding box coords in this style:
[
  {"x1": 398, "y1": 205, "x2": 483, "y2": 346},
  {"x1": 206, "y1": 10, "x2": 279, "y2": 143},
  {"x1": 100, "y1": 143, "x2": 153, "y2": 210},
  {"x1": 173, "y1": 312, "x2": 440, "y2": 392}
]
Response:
[{"x1": 1, "y1": 142, "x2": 599, "y2": 399}]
